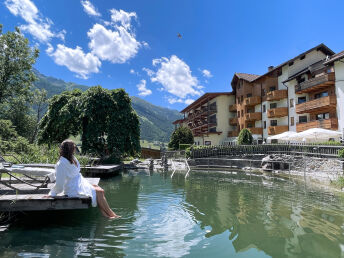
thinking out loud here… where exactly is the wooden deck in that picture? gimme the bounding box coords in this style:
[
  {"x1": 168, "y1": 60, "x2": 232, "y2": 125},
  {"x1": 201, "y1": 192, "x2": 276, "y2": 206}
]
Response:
[{"x1": 0, "y1": 178, "x2": 99, "y2": 212}]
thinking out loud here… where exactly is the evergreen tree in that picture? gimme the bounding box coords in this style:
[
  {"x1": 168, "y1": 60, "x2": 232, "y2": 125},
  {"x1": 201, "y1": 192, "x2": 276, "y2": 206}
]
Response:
[
  {"x1": 168, "y1": 126, "x2": 194, "y2": 150},
  {"x1": 238, "y1": 128, "x2": 253, "y2": 145}
]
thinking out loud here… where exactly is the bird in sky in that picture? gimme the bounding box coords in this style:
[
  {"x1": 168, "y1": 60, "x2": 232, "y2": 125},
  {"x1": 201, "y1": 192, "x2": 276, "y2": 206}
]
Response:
[{"x1": 177, "y1": 33, "x2": 182, "y2": 38}]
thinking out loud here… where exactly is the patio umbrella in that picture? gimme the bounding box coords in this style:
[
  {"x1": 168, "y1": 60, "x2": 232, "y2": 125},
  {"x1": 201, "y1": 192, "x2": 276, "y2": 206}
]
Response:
[
  {"x1": 286, "y1": 128, "x2": 342, "y2": 143},
  {"x1": 266, "y1": 131, "x2": 298, "y2": 143}
]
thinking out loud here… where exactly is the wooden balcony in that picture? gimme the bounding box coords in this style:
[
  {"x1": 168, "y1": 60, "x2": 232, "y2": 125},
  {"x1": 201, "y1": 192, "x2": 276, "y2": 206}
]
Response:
[
  {"x1": 229, "y1": 104, "x2": 237, "y2": 112},
  {"x1": 268, "y1": 125, "x2": 288, "y2": 135},
  {"x1": 245, "y1": 112, "x2": 262, "y2": 121},
  {"x1": 229, "y1": 117, "x2": 238, "y2": 125},
  {"x1": 266, "y1": 90, "x2": 288, "y2": 101},
  {"x1": 296, "y1": 96, "x2": 337, "y2": 114},
  {"x1": 228, "y1": 131, "x2": 239, "y2": 137},
  {"x1": 296, "y1": 118, "x2": 338, "y2": 132},
  {"x1": 295, "y1": 73, "x2": 335, "y2": 93},
  {"x1": 244, "y1": 96, "x2": 261, "y2": 106},
  {"x1": 248, "y1": 127, "x2": 263, "y2": 135},
  {"x1": 267, "y1": 107, "x2": 288, "y2": 118}
]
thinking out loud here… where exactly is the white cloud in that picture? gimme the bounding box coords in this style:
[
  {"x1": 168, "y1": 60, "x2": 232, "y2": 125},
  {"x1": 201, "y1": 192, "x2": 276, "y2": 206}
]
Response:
[
  {"x1": 130, "y1": 69, "x2": 135, "y2": 74},
  {"x1": 48, "y1": 44, "x2": 101, "y2": 79},
  {"x1": 149, "y1": 55, "x2": 203, "y2": 99},
  {"x1": 142, "y1": 41, "x2": 149, "y2": 48},
  {"x1": 81, "y1": 0, "x2": 101, "y2": 17},
  {"x1": 167, "y1": 97, "x2": 194, "y2": 105},
  {"x1": 142, "y1": 67, "x2": 154, "y2": 77},
  {"x1": 88, "y1": 23, "x2": 141, "y2": 63},
  {"x1": 110, "y1": 9, "x2": 136, "y2": 29},
  {"x1": 137, "y1": 79, "x2": 152, "y2": 97},
  {"x1": 5, "y1": 0, "x2": 65, "y2": 43},
  {"x1": 202, "y1": 69, "x2": 212, "y2": 78}
]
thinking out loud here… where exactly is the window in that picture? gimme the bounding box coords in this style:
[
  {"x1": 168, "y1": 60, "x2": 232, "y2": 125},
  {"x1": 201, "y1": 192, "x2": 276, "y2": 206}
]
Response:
[
  {"x1": 247, "y1": 122, "x2": 253, "y2": 128},
  {"x1": 290, "y1": 99, "x2": 294, "y2": 108},
  {"x1": 269, "y1": 86, "x2": 276, "y2": 92},
  {"x1": 314, "y1": 91, "x2": 328, "y2": 99},
  {"x1": 270, "y1": 120, "x2": 277, "y2": 126},
  {"x1": 298, "y1": 97, "x2": 306, "y2": 104},
  {"x1": 291, "y1": 117, "x2": 294, "y2": 126},
  {"x1": 299, "y1": 116, "x2": 307, "y2": 123},
  {"x1": 316, "y1": 113, "x2": 330, "y2": 120},
  {"x1": 264, "y1": 121, "x2": 266, "y2": 129},
  {"x1": 237, "y1": 111, "x2": 240, "y2": 118},
  {"x1": 209, "y1": 114, "x2": 217, "y2": 124},
  {"x1": 209, "y1": 102, "x2": 217, "y2": 111},
  {"x1": 209, "y1": 127, "x2": 216, "y2": 132},
  {"x1": 241, "y1": 110, "x2": 243, "y2": 116},
  {"x1": 297, "y1": 77, "x2": 305, "y2": 84},
  {"x1": 205, "y1": 141, "x2": 211, "y2": 146},
  {"x1": 247, "y1": 107, "x2": 254, "y2": 113},
  {"x1": 247, "y1": 93, "x2": 252, "y2": 98},
  {"x1": 263, "y1": 105, "x2": 266, "y2": 112},
  {"x1": 270, "y1": 103, "x2": 277, "y2": 109}
]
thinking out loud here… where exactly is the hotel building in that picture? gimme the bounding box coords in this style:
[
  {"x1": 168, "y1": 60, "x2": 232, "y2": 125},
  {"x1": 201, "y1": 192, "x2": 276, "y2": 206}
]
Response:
[{"x1": 173, "y1": 44, "x2": 344, "y2": 145}]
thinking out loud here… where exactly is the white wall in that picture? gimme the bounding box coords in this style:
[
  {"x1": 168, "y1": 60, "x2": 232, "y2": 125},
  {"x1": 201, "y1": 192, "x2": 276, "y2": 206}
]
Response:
[{"x1": 335, "y1": 60, "x2": 344, "y2": 134}]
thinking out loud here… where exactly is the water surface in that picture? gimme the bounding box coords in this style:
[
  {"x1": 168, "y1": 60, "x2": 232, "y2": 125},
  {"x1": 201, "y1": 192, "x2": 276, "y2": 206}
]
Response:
[{"x1": 1, "y1": 170, "x2": 344, "y2": 257}]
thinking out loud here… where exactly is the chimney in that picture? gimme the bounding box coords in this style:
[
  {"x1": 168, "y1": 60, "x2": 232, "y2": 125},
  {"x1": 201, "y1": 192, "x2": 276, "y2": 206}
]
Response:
[{"x1": 268, "y1": 66, "x2": 274, "y2": 72}]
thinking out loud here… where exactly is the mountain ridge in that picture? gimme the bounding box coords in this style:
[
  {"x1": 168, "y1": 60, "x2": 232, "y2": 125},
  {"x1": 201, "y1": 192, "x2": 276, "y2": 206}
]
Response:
[{"x1": 33, "y1": 70, "x2": 182, "y2": 142}]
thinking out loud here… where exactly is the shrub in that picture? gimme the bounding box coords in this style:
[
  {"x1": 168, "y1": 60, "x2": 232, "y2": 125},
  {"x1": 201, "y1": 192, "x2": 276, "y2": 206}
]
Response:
[
  {"x1": 238, "y1": 128, "x2": 253, "y2": 145},
  {"x1": 168, "y1": 126, "x2": 194, "y2": 150},
  {"x1": 339, "y1": 148, "x2": 344, "y2": 159},
  {"x1": 179, "y1": 144, "x2": 192, "y2": 150}
]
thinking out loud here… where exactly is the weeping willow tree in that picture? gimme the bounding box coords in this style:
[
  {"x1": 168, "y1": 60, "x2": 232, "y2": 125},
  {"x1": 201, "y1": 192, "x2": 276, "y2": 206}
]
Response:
[{"x1": 38, "y1": 86, "x2": 140, "y2": 162}]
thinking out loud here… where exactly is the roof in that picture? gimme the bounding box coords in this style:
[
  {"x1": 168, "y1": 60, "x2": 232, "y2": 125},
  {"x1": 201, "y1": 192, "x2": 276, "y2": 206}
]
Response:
[
  {"x1": 323, "y1": 50, "x2": 344, "y2": 65},
  {"x1": 234, "y1": 73, "x2": 260, "y2": 82},
  {"x1": 253, "y1": 43, "x2": 334, "y2": 81},
  {"x1": 283, "y1": 60, "x2": 326, "y2": 83},
  {"x1": 180, "y1": 92, "x2": 233, "y2": 113}
]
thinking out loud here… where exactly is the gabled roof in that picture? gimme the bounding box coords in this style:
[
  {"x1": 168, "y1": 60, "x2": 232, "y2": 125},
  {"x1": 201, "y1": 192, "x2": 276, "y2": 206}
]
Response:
[
  {"x1": 253, "y1": 43, "x2": 334, "y2": 81},
  {"x1": 323, "y1": 50, "x2": 344, "y2": 65},
  {"x1": 180, "y1": 92, "x2": 233, "y2": 113},
  {"x1": 234, "y1": 73, "x2": 260, "y2": 82}
]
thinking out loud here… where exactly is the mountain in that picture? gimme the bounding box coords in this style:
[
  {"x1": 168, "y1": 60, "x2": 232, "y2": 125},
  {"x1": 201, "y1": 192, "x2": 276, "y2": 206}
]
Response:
[{"x1": 32, "y1": 70, "x2": 182, "y2": 142}]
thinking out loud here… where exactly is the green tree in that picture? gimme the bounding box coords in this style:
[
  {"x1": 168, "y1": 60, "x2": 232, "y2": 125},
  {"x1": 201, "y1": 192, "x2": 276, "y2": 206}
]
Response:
[
  {"x1": 238, "y1": 128, "x2": 253, "y2": 145},
  {"x1": 38, "y1": 89, "x2": 82, "y2": 145},
  {"x1": 168, "y1": 126, "x2": 194, "y2": 150},
  {"x1": 38, "y1": 86, "x2": 140, "y2": 161},
  {"x1": 0, "y1": 25, "x2": 39, "y2": 104},
  {"x1": 31, "y1": 88, "x2": 48, "y2": 143}
]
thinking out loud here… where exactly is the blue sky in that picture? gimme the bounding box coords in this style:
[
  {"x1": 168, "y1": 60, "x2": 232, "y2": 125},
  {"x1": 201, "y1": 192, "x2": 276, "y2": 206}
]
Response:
[{"x1": 1, "y1": 0, "x2": 344, "y2": 110}]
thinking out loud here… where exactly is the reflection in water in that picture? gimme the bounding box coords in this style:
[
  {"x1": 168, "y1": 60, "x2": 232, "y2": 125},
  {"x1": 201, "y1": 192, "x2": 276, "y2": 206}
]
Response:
[{"x1": 1, "y1": 171, "x2": 344, "y2": 257}]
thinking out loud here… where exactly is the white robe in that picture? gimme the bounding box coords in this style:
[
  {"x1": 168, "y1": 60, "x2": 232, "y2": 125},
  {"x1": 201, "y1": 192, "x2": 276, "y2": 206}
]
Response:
[{"x1": 49, "y1": 156, "x2": 97, "y2": 207}]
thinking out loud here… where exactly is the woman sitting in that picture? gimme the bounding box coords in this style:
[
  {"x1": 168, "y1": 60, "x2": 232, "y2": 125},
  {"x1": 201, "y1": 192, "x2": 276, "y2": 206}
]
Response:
[{"x1": 49, "y1": 139, "x2": 119, "y2": 219}]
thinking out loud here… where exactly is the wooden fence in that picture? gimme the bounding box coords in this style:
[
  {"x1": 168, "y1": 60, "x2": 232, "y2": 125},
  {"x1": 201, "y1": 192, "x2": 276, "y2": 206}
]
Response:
[{"x1": 190, "y1": 144, "x2": 343, "y2": 159}]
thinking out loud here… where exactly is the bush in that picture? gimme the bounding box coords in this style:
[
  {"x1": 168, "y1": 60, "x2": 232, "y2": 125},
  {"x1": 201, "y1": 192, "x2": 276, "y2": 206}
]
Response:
[
  {"x1": 179, "y1": 144, "x2": 192, "y2": 150},
  {"x1": 339, "y1": 148, "x2": 344, "y2": 159},
  {"x1": 238, "y1": 128, "x2": 253, "y2": 145}
]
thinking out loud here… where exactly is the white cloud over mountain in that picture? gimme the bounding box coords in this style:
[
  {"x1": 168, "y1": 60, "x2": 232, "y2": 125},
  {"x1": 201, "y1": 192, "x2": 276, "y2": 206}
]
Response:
[
  {"x1": 147, "y1": 55, "x2": 203, "y2": 100},
  {"x1": 5, "y1": 0, "x2": 65, "y2": 42},
  {"x1": 81, "y1": 0, "x2": 101, "y2": 17},
  {"x1": 48, "y1": 44, "x2": 101, "y2": 79},
  {"x1": 137, "y1": 79, "x2": 152, "y2": 97}
]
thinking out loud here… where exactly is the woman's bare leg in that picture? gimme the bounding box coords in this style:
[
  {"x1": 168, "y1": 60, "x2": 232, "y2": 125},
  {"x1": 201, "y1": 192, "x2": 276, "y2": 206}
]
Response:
[{"x1": 94, "y1": 185, "x2": 120, "y2": 218}]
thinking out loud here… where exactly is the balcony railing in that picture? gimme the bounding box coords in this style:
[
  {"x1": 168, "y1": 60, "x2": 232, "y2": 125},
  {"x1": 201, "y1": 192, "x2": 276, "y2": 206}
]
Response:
[
  {"x1": 296, "y1": 118, "x2": 338, "y2": 132},
  {"x1": 245, "y1": 112, "x2": 262, "y2": 121},
  {"x1": 267, "y1": 107, "x2": 288, "y2": 118},
  {"x1": 229, "y1": 117, "x2": 238, "y2": 125},
  {"x1": 228, "y1": 131, "x2": 239, "y2": 137},
  {"x1": 186, "y1": 107, "x2": 217, "y2": 121},
  {"x1": 295, "y1": 73, "x2": 335, "y2": 93},
  {"x1": 296, "y1": 96, "x2": 337, "y2": 114},
  {"x1": 266, "y1": 90, "x2": 288, "y2": 101},
  {"x1": 245, "y1": 96, "x2": 261, "y2": 106},
  {"x1": 229, "y1": 104, "x2": 237, "y2": 112},
  {"x1": 248, "y1": 127, "x2": 263, "y2": 135},
  {"x1": 268, "y1": 125, "x2": 288, "y2": 135}
]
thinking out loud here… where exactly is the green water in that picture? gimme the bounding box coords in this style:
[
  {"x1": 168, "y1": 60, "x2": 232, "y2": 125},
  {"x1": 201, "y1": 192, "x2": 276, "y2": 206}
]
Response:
[{"x1": 1, "y1": 170, "x2": 344, "y2": 257}]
